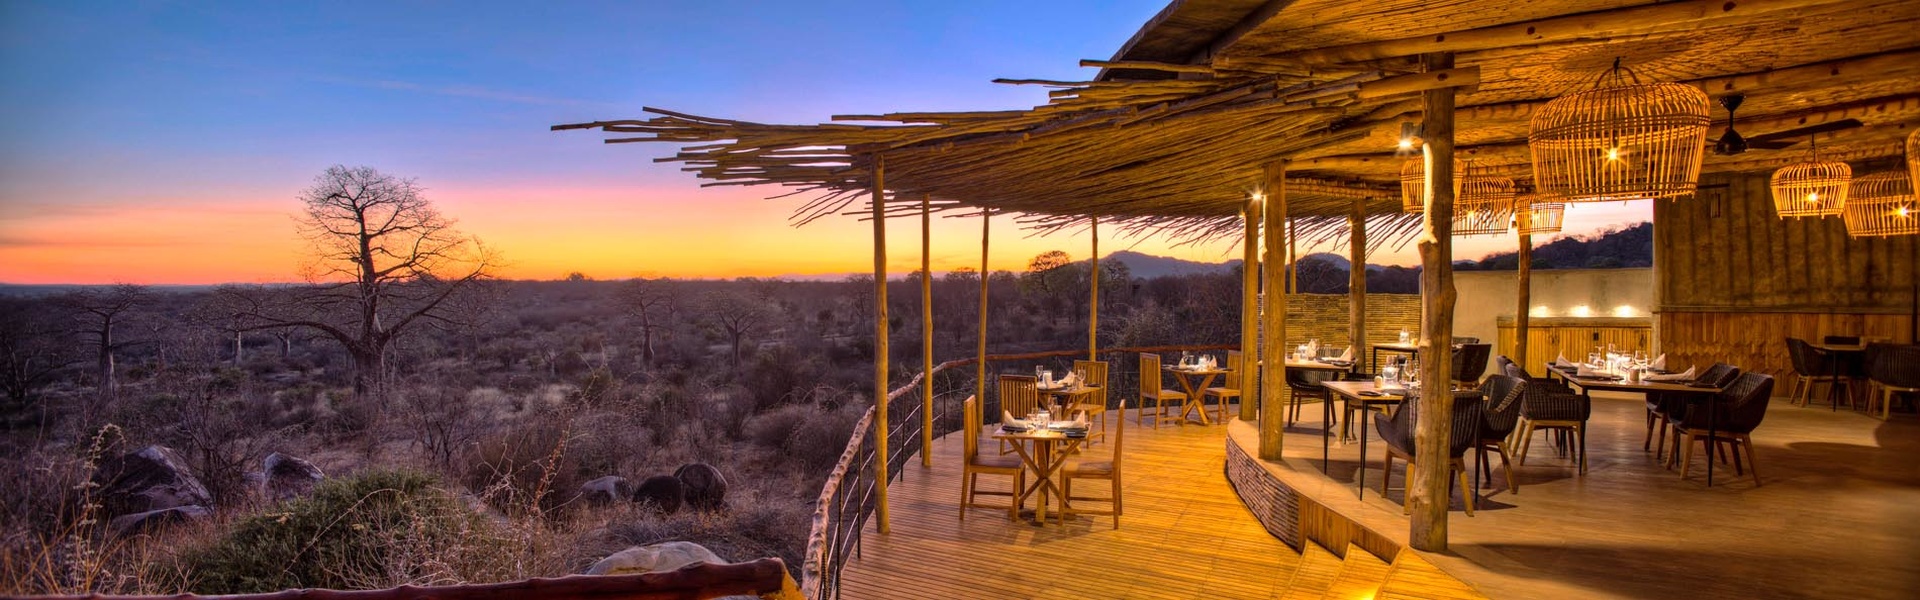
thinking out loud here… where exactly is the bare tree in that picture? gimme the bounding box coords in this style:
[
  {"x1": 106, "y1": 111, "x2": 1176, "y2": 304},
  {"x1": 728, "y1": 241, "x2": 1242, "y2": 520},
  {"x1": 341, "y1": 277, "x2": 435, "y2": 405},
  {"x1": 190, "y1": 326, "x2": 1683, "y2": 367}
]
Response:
[
  {"x1": 227, "y1": 165, "x2": 496, "y2": 398},
  {"x1": 57, "y1": 284, "x2": 151, "y2": 393},
  {"x1": 0, "y1": 298, "x2": 78, "y2": 412},
  {"x1": 701, "y1": 290, "x2": 774, "y2": 368},
  {"x1": 620, "y1": 278, "x2": 677, "y2": 367}
]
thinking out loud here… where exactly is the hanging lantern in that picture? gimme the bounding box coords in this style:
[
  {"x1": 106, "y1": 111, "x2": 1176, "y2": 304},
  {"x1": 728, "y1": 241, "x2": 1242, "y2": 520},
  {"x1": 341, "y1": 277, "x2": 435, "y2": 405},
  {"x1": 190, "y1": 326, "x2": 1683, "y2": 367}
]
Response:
[
  {"x1": 1842, "y1": 171, "x2": 1919, "y2": 238},
  {"x1": 1528, "y1": 60, "x2": 1712, "y2": 202},
  {"x1": 1515, "y1": 194, "x2": 1566, "y2": 235},
  {"x1": 1769, "y1": 139, "x2": 1850, "y2": 218},
  {"x1": 1399, "y1": 158, "x2": 1459, "y2": 213},
  {"x1": 1453, "y1": 162, "x2": 1517, "y2": 236}
]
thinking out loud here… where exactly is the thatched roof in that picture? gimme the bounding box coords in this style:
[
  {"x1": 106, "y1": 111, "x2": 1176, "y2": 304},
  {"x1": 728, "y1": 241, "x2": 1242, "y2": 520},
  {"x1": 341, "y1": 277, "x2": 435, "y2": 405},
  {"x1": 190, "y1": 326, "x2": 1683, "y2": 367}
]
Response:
[{"x1": 555, "y1": 0, "x2": 1920, "y2": 246}]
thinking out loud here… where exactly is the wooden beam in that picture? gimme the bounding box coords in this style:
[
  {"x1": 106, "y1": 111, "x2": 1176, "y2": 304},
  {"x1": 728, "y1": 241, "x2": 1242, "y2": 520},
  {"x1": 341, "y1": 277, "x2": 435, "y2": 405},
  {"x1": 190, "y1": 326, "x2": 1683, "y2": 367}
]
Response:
[
  {"x1": 1689, "y1": 47, "x2": 1920, "y2": 96},
  {"x1": 1356, "y1": 67, "x2": 1480, "y2": 100},
  {"x1": 1079, "y1": 58, "x2": 1217, "y2": 75},
  {"x1": 1349, "y1": 197, "x2": 1368, "y2": 363},
  {"x1": 1516, "y1": 232, "x2": 1532, "y2": 372},
  {"x1": 1241, "y1": 198, "x2": 1261, "y2": 423},
  {"x1": 1090, "y1": 216, "x2": 1100, "y2": 361},
  {"x1": 1410, "y1": 52, "x2": 1458, "y2": 553},
  {"x1": 1260, "y1": 162, "x2": 1289, "y2": 462},
  {"x1": 1270, "y1": 0, "x2": 1850, "y2": 66},
  {"x1": 977, "y1": 211, "x2": 990, "y2": 417},
  {"x1": 871, "y1": 156, "x2": 890, "y2": 535},
  {"x1": 921, "y1": 193, "x2": 934, "y2": 468},
  {"x1": 1288, "y1": 217, "x2": 1299, "y2": 293}
]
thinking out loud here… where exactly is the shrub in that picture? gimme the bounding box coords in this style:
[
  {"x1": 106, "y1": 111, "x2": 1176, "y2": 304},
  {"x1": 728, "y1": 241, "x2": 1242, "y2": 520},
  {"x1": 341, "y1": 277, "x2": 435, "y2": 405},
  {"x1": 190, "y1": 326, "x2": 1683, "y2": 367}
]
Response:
[{"x1": 177, "y1": 470, "x2": 505, "y2": 594}]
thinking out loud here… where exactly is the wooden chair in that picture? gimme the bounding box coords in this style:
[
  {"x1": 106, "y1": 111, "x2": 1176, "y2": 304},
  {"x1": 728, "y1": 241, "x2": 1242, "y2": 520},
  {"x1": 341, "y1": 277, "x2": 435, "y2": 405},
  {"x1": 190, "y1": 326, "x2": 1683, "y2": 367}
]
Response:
[
  {"x1": 1865, "y1": 343, "x2": 1920, "y2": 420},
  {"x1": 1062, "y1": 395, "x2": 1123, "y2": 528},
  {"x1": 1069, "y1": 359, "x2": 1111, "y2": 445},
  {"x1": 1203, "y1": 350, "x2": 1243, "y2": 423},
  {"x1": 1137, "y1": 353, "x2": 1187, "y2": 428},
  {"x1": 1670, "y1": 373, "x2": 1775, "y2": 485},
  {"x1": 959, "y1": 396, "x2": 1024, "y2": 521},
  {"x1": 997, "y1": 374, "x2": 1040, "y2": 454}
]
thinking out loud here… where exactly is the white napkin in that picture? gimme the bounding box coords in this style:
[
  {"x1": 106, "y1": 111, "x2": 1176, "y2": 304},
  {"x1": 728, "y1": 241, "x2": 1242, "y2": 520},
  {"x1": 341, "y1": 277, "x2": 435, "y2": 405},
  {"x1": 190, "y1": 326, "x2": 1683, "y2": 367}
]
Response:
[
  {"x1": 1059, "y1": 371, "x2": 1078, "y2": 387},
  {"x1": 1002, "y1": 411, "x2": 1030, "y2": 428},
  {"x1": 1554, "y1": 354, "x2": 1576, "y2": 368},
  {"x1": 1650, "y1": 353, "x2": 1667, "y2": 371},
  {"x1": 1575, "y1": 364, "x2": 1600, "y2": 377},
  {"x1": 1646, "y1": 366, "x2": 1695, "y2": 382},
  {"x1": 1338, "y1": 346, "x2": 1353, "y2": 361}
]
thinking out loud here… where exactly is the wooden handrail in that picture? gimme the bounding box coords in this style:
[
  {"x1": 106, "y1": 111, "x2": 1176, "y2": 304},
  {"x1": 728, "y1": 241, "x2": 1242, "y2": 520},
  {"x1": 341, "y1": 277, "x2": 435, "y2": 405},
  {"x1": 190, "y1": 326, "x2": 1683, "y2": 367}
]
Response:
[{"x1": 20, "y1": 558, "x2": 802, "y2": 600}]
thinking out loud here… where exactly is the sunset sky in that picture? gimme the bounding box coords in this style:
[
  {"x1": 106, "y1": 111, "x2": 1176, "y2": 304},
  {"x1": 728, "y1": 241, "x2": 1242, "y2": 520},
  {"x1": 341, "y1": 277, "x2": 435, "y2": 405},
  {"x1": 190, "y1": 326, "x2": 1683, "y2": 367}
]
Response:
[{"x1": 0, "y1": 1, "x2": 1650, "y2": 285}]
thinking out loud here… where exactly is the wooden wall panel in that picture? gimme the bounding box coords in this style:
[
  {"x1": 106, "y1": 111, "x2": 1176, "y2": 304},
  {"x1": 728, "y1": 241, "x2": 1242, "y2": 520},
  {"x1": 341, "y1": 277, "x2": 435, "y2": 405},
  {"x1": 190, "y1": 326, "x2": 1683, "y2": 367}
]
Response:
[
  {"x1": 1497, "y1": 318, "x2": 1651, "y2": 377},
  {"x1": 1658, "y1": 311, "x2": 1915, "y2": 386}
]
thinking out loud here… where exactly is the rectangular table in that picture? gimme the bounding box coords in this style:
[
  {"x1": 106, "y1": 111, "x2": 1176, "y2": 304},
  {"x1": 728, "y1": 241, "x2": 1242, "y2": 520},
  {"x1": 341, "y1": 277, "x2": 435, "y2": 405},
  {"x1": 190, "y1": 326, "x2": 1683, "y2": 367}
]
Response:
[
  {"x1": 1321, "y1": 380, "x2": 1407, "y2": 499},
  {"x1": 1543, "y1": 364, "x2": 1727, "y2": 485},
  {"x1": 1371, "y1": 342, "x2": 1418, "y2": 372},
  {"x1": 990, "y1": 426, "x2": 1085, "y2": 524}
]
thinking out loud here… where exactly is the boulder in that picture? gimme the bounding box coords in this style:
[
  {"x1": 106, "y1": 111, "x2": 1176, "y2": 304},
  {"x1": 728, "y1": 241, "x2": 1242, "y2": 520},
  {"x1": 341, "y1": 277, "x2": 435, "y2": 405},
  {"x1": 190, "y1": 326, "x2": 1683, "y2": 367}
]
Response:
[
  {"x1": 580, "y1": 475, "x2": 633, "y2": 506},
  {"x1": 632, "y1": 475, "x2": 684, "y2": 514},
  {"x1": 109, "y1": 505, "x2": 210, "y2": 537},
  {"x1": 674, "y1": 463, "x2": 728, "y2": 511},
  {"x1": 91, "y1": 445, "x2": 212, "y2": 517},
  {"x1": 585, "y1": 541, "x2": 724, "y2": 576},
  {"x1": 262, "y1": 452, "x2": 324, "y2": 502}
]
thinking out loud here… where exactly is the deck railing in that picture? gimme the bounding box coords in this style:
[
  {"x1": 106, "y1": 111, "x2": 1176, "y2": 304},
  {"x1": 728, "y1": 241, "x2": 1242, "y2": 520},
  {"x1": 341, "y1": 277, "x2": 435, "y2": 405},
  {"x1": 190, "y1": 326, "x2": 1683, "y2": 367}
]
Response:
[{"x1": 798, "y1": 344, "x2": 1235, "y2": 599}]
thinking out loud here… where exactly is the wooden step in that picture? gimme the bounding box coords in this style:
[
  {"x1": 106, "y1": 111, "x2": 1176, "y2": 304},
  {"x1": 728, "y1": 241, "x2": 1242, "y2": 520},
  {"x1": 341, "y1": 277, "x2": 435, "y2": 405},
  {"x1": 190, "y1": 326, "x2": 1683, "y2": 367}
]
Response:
[
  {"x1": 1276, "y1": 543, "x2": 1344, "y2": 600},
  {"x1": 1377, "y1": 548, "x2": 1490, "y2": 600},
  {"x1": 1321, "y1": 543, "x2": 1392, "y2": 600}
]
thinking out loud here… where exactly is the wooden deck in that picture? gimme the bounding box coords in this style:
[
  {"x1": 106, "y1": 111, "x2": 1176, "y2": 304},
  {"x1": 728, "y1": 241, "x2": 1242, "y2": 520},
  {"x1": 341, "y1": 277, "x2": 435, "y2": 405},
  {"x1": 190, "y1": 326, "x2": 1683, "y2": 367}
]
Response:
[{"x1": 838, "y1": 410, "x2": 1485, "y2": 599}]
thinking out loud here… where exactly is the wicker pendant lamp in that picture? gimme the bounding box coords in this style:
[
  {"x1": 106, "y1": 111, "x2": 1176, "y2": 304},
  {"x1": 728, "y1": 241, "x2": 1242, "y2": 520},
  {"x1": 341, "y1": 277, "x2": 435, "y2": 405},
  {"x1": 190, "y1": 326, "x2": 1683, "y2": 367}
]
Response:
[
  {"x1": 1515, "y1": 194, "x2": 1567, "y2": 235},
  {"x1": 1398, "y1": 157, "x2": 1459, "y2": 213},
  {"x1": 1453, "y1": 162, "x2": 1518, "y2": 236},
  {"x1": 1528, "y1": 59, "x2": 1712, "y2": 202},
  {"x1": 1843, "y1": 171, "x2": 1919, "y2": 238},
  {"x1": 1769, "y1": 138, "x2": 1850, "y2": 218}
]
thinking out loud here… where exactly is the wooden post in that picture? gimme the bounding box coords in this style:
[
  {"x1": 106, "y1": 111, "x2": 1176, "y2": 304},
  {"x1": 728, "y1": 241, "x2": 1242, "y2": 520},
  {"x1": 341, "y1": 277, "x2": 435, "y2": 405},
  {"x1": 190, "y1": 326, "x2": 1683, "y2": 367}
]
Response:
[
  {"x1": 1090, "y1": 216, "x2": 1100, "y2": 361},
  {"x1": 1411, "y1": 52, "x2": 1458, "y2": 552},
  {"x1": 920, "y1": 193, "x2": 934, "y2": 468},
  {"x1": 1240, "y1": 198, "x2": 1261, "y2": 423},
  {"x1": 1349, "y1": 197, "x2": 1368, "y2": 362},
  {"x1": 1260, "y1": 162, "x2": 1289, "y2": 461},
  {"x1": 976, "y1": 211, "x2": 990, "y2": 416},
  {"x1": 1288, "y1": 217, "x2": 1299, "y2": 293},
  {"x1": 1515, "y1": 232, "x2": 1532, "y2": 371},
  {"x1": 870, "y1": 157, "x2": 890, "y2": 534}
]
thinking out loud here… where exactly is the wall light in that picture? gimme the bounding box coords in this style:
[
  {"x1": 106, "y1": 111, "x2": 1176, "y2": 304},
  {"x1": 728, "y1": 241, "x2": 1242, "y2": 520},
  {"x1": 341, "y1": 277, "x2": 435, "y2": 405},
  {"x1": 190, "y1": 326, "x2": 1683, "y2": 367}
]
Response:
[
  {"x1": 1612, "y1": 305, "x2": 1637, "y2": 317},
  {"x1": 1530, "y1": 305, "x2": 1551, "y2": 317},
  {"x1": 1570, "y1": 305, "x2": 1593, "y2": 317}
]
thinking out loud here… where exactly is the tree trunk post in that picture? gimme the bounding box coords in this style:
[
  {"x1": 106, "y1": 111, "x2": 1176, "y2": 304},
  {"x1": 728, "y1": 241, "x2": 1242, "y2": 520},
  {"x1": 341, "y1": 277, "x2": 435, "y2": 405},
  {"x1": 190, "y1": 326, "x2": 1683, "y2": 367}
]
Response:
[
  {"x1": 1411, "y1": 51, "x2": 1459, "y2": 552},
  {"x1": 1516, "y1": 232, "x2": 1533, "y2": 371},
  {"x1": 1260, "y1": 161, "x2": 1289, "y2": 461},
  {"x1": 921, "y1": 193, "x2": 935, "y2": 468},
  {"x1": 1240, "y1": 198, "x2": 1261, "y2": 423},
  {"x1": 870, "y1": 156, "x2": 891, "y2": 534},
  {"x1": 977, "y1": 211, "x2": 991, "y2": 426},
  {"x1": 1090, "y1": 216, "x2": 1099, "y2": 362},
  {"x1": 1349, "y1": 197, "x2": 1368, "y2": 362}
]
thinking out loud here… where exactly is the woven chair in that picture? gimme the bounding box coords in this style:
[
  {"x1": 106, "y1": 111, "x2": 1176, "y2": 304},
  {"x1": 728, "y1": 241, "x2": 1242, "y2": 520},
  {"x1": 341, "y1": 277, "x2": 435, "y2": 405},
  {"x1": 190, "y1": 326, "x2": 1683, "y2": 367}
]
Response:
[
  {"x1": 1375, "y1": 391, "x2": 1483, "y2": 515},
  {"x1": 1451, "y1": 344, "x2": 1493, "y2": 389},
  {"x1": 1475, "y1": 374, "x2": 1527, "y2": 494},
  {"x1": 1670, "y1": 373, "x2": 1775, "y2": 485},
  {"x1": 1786, "y1": 338, "x2": 1852, "y2": 409},
  {"x1": 1452, "y1": 336, "x2": 1481, "y2": 345},
  {"x1": 997, "y1": 375, "x2": 1039, "y2": 455},
  {"x1": 1062, "y1": 394, "x2": 1124, "y2": 529},
  {"x1": 1287, "y1": 367, "x2": 1337, "y2": 427},
  {"x1": 1509, "y1": 364, "x2": 1593, "y2": 474},
  {"x1": 1203, "y1": 350, "x2": 1243, "y2": 424},
  {"x1": 1069, "y1": 359, "x2": 1111, "y2": 445},
  {"x1": 1644, "y1": 363, "x2": 1739, "y2": 462},
  {"x1": 1866, "y1": 343, "x2": 1920, "y2": 420},
  {"x1": 959, "y1": 396, "x2": 1024, "y2": 521},
  {"x1": 1137, "y1": 353, "x2": 1187, "y2": 428}
]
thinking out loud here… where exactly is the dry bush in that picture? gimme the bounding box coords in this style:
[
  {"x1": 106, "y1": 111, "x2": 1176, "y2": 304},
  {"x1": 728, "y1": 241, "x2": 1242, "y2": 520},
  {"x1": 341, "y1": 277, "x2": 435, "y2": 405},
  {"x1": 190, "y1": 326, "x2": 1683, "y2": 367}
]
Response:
[
  {"x1": 0, "y1": 425, "x2": 187, "y2": 595},
  {"x1": 604, "y1": 475, "x2": 810, "y2": 577},
  {"x1": 461, "y1": 405, "x2": 584, "y2": 517}
]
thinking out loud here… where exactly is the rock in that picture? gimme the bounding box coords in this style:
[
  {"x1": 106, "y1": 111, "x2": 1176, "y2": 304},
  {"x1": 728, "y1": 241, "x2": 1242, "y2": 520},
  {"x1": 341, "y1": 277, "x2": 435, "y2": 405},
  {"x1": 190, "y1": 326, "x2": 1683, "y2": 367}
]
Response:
[
  {"x1": 632, "y1": 475, "x2": 684, "y2": 514},
  {"x1": 674, "y1": 463, "x2": 728, "y2": 511},
  {"x1": 580, "y1": 475, "x2": 633, "y2": 506},
  {"x1": 109, "y1": 505, "x2": 210, "y2": 536},
  {"x1": 262, "y1": 452, "x2": 324, "y2": 502},
  {"x1": 585, "y1": 541, "x2": 724, "y2": 576},
  {"x1": 91, "y1": 445, "x2": 212, "y2": 517}
]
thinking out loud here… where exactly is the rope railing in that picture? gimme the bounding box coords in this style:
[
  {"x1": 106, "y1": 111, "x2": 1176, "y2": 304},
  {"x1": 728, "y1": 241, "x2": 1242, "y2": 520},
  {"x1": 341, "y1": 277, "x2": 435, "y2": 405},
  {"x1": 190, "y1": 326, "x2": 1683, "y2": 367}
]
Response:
[{"x1": 798, "y1": 343, "x2": 1236, "y2": 599}]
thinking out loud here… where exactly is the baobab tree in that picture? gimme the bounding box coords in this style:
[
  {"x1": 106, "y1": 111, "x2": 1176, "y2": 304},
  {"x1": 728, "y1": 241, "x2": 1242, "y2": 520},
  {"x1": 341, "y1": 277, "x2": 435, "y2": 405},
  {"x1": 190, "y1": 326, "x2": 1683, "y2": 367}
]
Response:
[
  {"x1": 700, "y1": 290, "x2": 774, "y2": 368},
  {"x1": 58, "y1": 284, "x2": 151, "y2": 393},
  {"x1": 226, "y1": 165, "x2": 495, "y2": 398},
  {"x1": 620, "y1": 277, "x2": 677, "y2": 367}
]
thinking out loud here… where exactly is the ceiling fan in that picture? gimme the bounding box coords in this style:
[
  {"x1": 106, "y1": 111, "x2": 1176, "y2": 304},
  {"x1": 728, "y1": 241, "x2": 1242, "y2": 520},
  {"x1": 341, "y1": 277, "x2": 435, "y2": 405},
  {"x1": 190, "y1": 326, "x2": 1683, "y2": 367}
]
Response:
[{"x1": 1712, "y1": 94, "x2": 1864, "y2": 155}]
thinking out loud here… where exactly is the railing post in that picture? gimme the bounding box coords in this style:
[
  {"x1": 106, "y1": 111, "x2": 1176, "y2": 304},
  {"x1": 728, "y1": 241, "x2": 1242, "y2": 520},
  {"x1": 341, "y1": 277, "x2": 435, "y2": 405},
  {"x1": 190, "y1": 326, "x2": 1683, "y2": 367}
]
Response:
[{"x1": 870, "y1": 155, "x2": 890, "y2": 535}]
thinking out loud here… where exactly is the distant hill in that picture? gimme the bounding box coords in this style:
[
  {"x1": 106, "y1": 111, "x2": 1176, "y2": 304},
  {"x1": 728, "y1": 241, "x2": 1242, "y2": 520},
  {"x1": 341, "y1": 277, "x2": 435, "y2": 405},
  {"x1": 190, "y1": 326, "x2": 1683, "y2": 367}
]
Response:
[
  {"x1": 1102, "y1": 250, "x2": 1235, "y2": 279},
  {"x1": 1458, "y1": 222, "x2": 1652, "y2": 271}
]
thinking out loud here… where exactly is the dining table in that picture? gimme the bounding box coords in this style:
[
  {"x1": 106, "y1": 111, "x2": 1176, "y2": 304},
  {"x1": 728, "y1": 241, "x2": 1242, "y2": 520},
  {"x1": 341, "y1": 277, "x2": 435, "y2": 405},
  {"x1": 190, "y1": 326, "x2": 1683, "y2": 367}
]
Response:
[
  {"x1": 1162, "y1": 363, "x2": 1229, "y2": 425},
  {"x1": 990, "y1": 425, "x2": 1086, "y2": 524},
  {"x1": 1370, "y1": 342, "x2": 1418, "y2": 372},
  {"x1": 1810, "y1": 341, "x2": 1869, "y2": 410},
  {"x1": 1320, "y1": 380, "x2": 1409, "y2": 499},
  {"x1": 1544, "y1": 363, "x2": 1728, "y2": 485},
  {"x1": 1036, "y1": 381, "x2": 1098, "y2": 420}
]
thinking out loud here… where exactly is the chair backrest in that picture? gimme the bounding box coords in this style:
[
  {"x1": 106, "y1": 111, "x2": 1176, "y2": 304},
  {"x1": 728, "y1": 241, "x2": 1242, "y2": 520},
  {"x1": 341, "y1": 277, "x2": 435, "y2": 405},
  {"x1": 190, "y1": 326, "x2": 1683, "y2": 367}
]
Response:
[
  {"x1": 1139, "y1": 353, "x2": 1163, "y2": 397},
  {"x1": 1698, "y1": 362, "x2": 1741, "y2": 388},
  {"x1": 1074, "y1": 359, "x2": 1111, "y2": 408},
  {"x1": 1869, "y1": 343, "x2": 1920, "y2": 388},
  {"x1": 1823, "y1": 335, "x2": 1861, "y2": 346},
  {"x1": 1786, "y1": 338, "x2": 1833, "y2": 374},
  {"x1": 1451, "y1": 344, "x2": 1493, "y2": 383},
  {"x1": 1377, "y1": 392, "x2": 1482, "y2": 458},
  {"x1": 1479, "y1": 374, "x2": 1527, "y2": 438},
  {"x1": 1224, "y1": 350, "x2": 1243, "y2": 383},
  {"x1": 1717, "y1": 372, "x2": 1776, "y2": 433},
  {"x1": 999, "y1": 375, "x2": 1040, "y2": 419},
  {"x1": 1452, "y1": 336, "x2": 1481, "y2": 345},
  {"x1": 963, "y1": 395, "x2": 981, "y2": 461},
  {"x1": 1286, "y1": 368, "x2": 1336, "y2": 390},
  {"x1": 1494, "y1": 355, "x2": 1530, "y2": 381}
]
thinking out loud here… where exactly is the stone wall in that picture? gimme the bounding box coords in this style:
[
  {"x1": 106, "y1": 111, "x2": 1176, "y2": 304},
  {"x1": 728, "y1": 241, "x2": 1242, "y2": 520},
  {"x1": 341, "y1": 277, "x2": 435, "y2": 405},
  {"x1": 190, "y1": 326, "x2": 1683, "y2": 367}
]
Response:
[
  {"x1": 1281, "y1": 293, "x2": 1423, "y2": 360},
  {"x1": 1224, "y1": 437, "x2": 1301, "y2": 551}
]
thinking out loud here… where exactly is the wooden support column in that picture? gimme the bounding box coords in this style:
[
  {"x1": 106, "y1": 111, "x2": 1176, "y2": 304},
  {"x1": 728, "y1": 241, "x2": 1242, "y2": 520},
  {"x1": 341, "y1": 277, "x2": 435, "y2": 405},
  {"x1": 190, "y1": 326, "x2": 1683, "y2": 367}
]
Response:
[
  {"x1": 870, "y1": 157, "x2": 891, "y2": 534},
  {"x1": 976, "y1": 211, "x2": 990, "y2": 415},
  {"x1": 1516, "y1": 232, "x2": 1532, "y2": 371},
  {"x1": 1411, "y1": 52, "x2": 1458, "y2": 552},
  {"x1": 1349, "y1": 198, "x2": 1368, "y2": 360},
  {"x1": 1259, "y1": 162, "x2": 1289, "y2": 461},
  {"x1": 1288, "y1": 217, "x2": 1299, "y2": 293},
  {"x1": 1090, "y1": 216, "x2": 1099, "y2": 361},
  {"x1": 1240, "y1": 198, "x2": 1261, "y2": 423},
  {"x1": 920, "y1": 194, "x2": 934, "y2": 468}
]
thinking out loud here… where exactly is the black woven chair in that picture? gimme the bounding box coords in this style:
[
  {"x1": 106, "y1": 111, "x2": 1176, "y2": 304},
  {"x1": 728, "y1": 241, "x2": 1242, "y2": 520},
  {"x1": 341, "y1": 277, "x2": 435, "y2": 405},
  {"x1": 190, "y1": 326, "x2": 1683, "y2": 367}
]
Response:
[
  {"x1": 1451, "y1": 336, "x2": 1480, "y2": 345},
  {"x1": 1786, "y1": 338, "x2": 1851, "y2": 409},
  {"x1": 1866, "y1": 343, "x2": 1920, "y2": 420},
  {"x1": 1508, "y1": 362, "x2": 1592, "y2": 474},
  {"x1": 1644, "y1": 362, "x2": 1739, "y2": 462},
  {"x1": 1286, "y1": 369, "x2": 1337, "y2": 427},
  {"x1": 1475, "y1": 374, "x2": 1527, "y2": 493},
  {"x1": 1670, "y1": 372, "x2": 1775, "y2": 484},
  {"x1": 1451, "y1": 343, "x2": 1493, "y2": 389},
  {"x1": 1374, "y1": 391, "x2": 1483, "y2": 515}
]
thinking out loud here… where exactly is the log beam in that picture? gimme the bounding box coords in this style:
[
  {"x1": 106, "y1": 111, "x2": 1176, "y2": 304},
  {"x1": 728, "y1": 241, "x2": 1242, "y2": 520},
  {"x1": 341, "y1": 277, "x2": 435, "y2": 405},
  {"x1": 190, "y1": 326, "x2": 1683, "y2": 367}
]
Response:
[
  {"x1": 1410, "y1": 52, "x2": 1458, "y2": 552},
  {"x1": 921, "y1": 193, "x2": 934, "y2": 468},
  {"x1": 1349, "y1": 197, "x2": 1368, "y2": 363},
  {"x1": 977, "y1": 211, "x2": 991, "y2": 414},
  {"x1": 870, "y1": 157, "x2": 891, "y2": 534},
  {"x1": 1259, "y1": 161, "x2": 1289, "y2": 461},
  {"x1": 1241, "y1": 197, "x2": 1262, "y2": 423},
  {"x1": 1091, "y1": 216, "x2": 1100, "y2": 361},
  {"x1": 1516, "y1": 232, "x2": 1532, "y2": 372}
]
